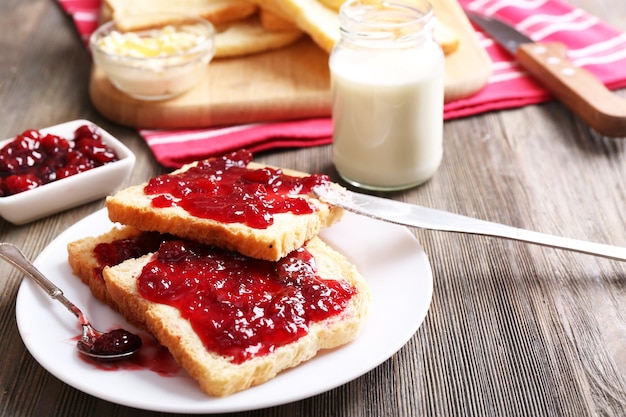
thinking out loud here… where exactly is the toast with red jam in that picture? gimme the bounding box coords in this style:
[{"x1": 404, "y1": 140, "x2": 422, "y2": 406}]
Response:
[
  {"x1": 67, "y1": 226, "x2": 145, "y2": 311},
  {"x1": 106, "y1": 150, "x2": 344, "y2": 261},
  {"x1": 102, "y1": 236, "x2": 370, "y2": 397}
]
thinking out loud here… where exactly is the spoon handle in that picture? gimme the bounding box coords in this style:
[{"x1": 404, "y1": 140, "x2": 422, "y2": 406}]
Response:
[{"x1": 0, "y1": 243, "x2": 82, "y2": 319}]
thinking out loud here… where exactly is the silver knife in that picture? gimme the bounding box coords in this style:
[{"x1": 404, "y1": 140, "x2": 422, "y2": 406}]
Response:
[
  {"x1": 313, "y1": 187, "x2": 626, "y2": 262},
  {"x1": 464, "y1": 10, "x2": 626, "y2": 137}
]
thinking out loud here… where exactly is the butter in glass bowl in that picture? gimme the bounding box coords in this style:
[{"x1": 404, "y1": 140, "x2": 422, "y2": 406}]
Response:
[{"x1": 90, "y1": 14, "x2": 216, "y2": 101}]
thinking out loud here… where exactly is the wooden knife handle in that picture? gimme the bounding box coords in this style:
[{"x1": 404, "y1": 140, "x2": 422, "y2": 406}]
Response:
[{"x1": 516, "y1": 42, "x2": 626, "y2": 137}]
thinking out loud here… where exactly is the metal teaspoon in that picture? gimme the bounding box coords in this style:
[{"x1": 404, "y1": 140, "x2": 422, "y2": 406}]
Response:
[{"x1": 0, "y1": 243, "x2": 142, "y2": 360}]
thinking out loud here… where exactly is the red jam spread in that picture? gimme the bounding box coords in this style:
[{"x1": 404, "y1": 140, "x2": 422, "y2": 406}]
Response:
[
  {"x1": 0, "y1": 125, "x2": 119, "y2": 196},
  {"x1": 144, "y1": 150, "x2": 331, "y2": 229},
  {"x1": 93, "y1": 232, "x2": 173, "y2": 280},
  {"x1": 137, "y1": 239, "x2": 356, "y2": 364},
  {"x1": 83, "y1": 328, "x2": 143, "y2": 358}
]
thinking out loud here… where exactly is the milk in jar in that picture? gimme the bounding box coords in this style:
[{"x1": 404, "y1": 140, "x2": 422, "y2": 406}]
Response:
[{"x1": 330, "y1": 0, "x2": 445, "y2": 191}]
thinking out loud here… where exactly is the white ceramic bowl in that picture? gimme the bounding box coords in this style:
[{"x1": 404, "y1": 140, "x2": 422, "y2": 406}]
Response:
[
  {"x1": 90, "y1": 14, "x2": 216, "y2": 101},
  {"x1": 0, "y1": 120, "x2": 135, "y2": 225}
]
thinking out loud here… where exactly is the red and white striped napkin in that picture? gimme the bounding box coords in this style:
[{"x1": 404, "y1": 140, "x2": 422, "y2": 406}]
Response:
[
  {"x1": 450, "y1": 0, "x2": 626, "y2": 118},
  {"x1": 58, "y1": 0, "x2": 626, "y2": 168}
]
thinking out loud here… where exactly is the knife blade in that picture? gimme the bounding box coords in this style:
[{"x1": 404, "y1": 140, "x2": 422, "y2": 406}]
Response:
[
  {"x1": 313, "y1": 186, "x2": 626, "y2": 262},
  {"x1": 464, "y1": 10, "x2": 626, "y2": 137}
]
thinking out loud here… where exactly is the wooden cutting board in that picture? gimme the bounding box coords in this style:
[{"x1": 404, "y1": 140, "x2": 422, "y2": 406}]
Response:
[{"x1": 89, "y1": 0, "x2": 492, "y2": 129}]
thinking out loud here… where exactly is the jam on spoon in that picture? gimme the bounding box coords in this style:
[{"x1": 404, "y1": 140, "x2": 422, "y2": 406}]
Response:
[{"x1": 0, "y1": 243, "x2": 141, "y2": 360}]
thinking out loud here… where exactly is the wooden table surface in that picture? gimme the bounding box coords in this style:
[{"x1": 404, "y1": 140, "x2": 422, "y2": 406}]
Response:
[{"x1": 2, "y1": 1, "x2": 626, "y2": 416}]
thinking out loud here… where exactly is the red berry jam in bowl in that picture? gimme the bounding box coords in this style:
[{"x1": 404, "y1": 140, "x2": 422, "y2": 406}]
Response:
[
  {"x1": 0, "y1": 120, "x2": 135, "y2": 224},
  {"x1": 0, "y1": 124, "x2": 119, "y2": 196}
]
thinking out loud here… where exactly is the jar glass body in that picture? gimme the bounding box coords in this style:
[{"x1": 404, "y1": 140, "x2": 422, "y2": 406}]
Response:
[{"x1": 329, "y1": 0, "x2": 445, "y2": 191}]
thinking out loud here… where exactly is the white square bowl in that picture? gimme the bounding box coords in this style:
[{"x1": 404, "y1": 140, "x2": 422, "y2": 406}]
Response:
[{"x1": 0, "y1": 119, "x2": 135, "y2": 225}]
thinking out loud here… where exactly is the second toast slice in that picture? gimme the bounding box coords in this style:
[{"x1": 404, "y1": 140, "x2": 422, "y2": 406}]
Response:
[{"x1": 106, "y1": 150, "x2": 343, "y2": 261}]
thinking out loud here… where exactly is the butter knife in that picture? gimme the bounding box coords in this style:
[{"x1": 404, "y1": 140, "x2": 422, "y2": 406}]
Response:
[
  {"x1": 464, "y1": 10, "x2": 626, "y2": 137},
  {"x1": 313, "y1": 187, "x2": 626, "y2": 262}
]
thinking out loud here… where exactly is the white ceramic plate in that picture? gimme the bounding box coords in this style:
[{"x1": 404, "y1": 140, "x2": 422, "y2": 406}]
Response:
[{"x1": 15, "y1": 209, "x2": 433, "y2": 414}]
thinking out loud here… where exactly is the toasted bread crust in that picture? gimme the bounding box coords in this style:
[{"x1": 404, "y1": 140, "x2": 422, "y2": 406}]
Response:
[
  {"x1": 248, "y1": 0, "x2": 459, "y2": 55},
  {"x1": 249, "y1": 0, "x2": 340, "y2": 52},
  {"x1": 103, "y1": 236, "x2": 370, "y2": 397},
  {"x1": 106, "y1": 161, "x2": 344, "y2": 261},
  {"x1": 67, "y1": 226, "x2": 144, "y2": 310}
]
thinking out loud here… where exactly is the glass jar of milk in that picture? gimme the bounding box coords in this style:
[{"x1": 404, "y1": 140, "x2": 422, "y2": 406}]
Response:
[{"x1": 330, "y1": 0, "x2": 445, "y2": 191}]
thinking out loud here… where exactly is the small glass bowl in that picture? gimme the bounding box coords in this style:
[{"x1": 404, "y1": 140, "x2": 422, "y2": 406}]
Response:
[
  {"x1": 0, "y1": 120, "x2": 135, "y2": 225},
  {"x1": 90, "y1": 14, "x2": 216, "y2": 101}
]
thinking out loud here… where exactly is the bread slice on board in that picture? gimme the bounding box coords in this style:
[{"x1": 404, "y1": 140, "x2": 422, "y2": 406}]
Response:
[
  {"x1": 248, "y1": 0, "x2": 459, "y2": 54},
  {"x1": 104, "y1": 0, "x2": 258, "y2": 30},
  {"x1": 106, "y1": 155, "x2": 344, "y2": 261},
  {"x1": 103, "y1": 236, "x2": 371, "y2": 397}
]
